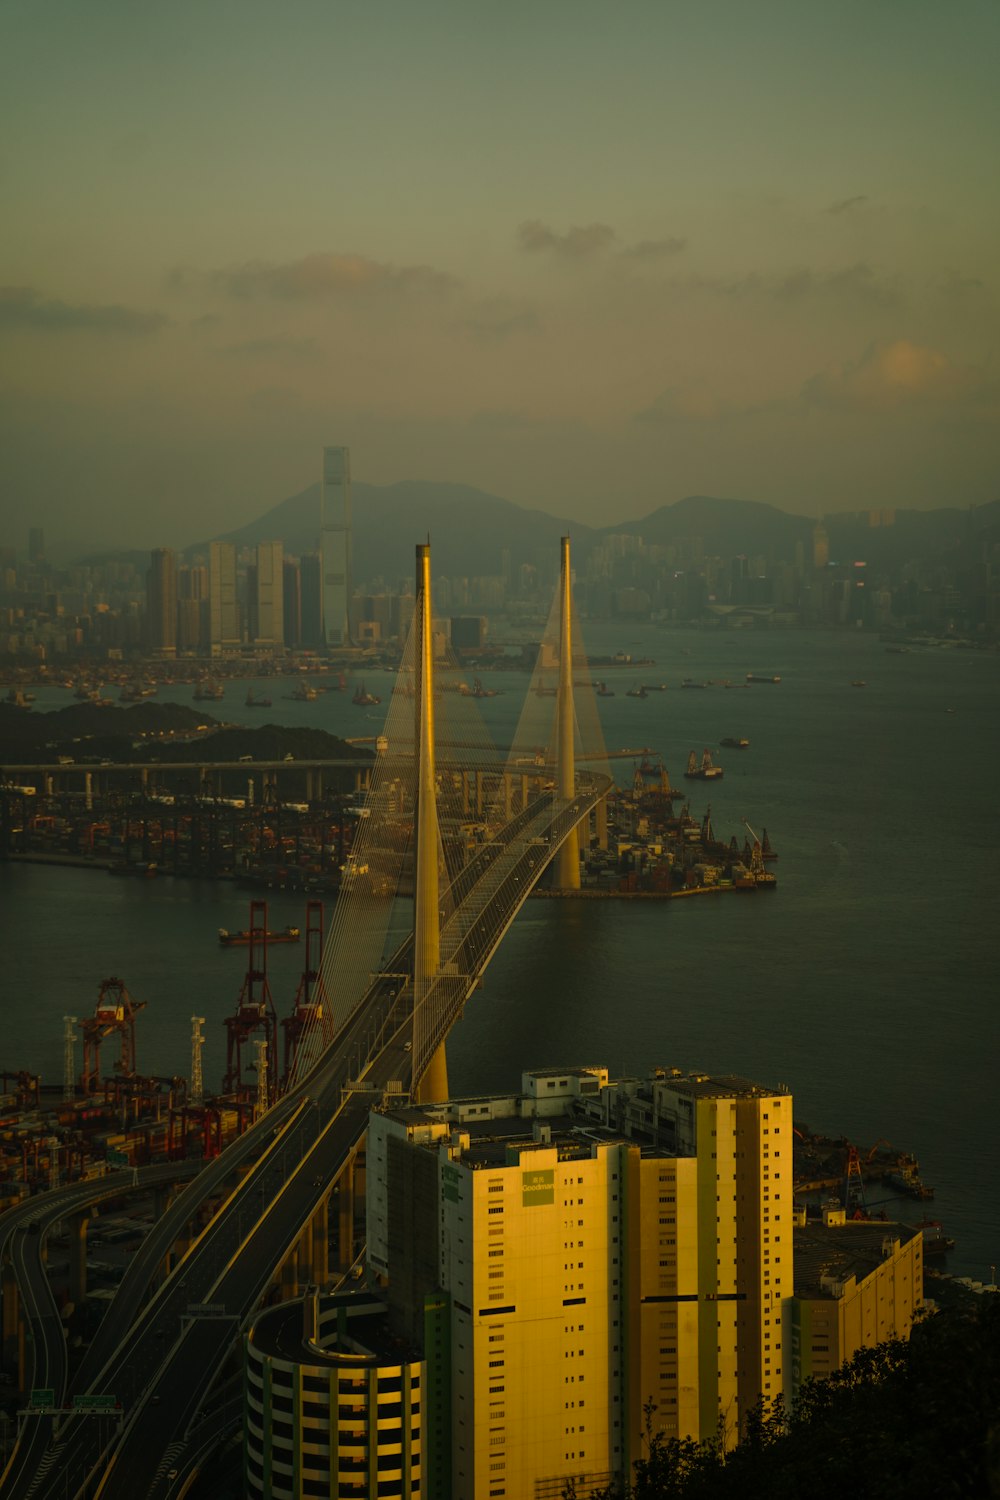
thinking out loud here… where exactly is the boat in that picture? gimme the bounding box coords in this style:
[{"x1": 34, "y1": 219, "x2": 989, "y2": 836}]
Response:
[
  {"x1": 194, "y1": 679, "x2": 224, "y2": 701},
  {"x1": 533, "y1": 681, "x2": 558, "y2": 697},
  {"x1": 218, "y1": 924, "x2": 300, "y2": 946},
  {"x1": 914, "y1": 1218, "x2": 955, "y2": 1258},
  {"x1": 469, "y1": 677, "x2": 499, "y2": 699},
  {"x1": 290, "y1": 680, "x2": 318, "y2": 702},
  {"x1": 851, "y1": 680, "x2": 867, "y2": 687},
  {"x1": 720, "y1": 736, "x2": 749, "y2": 749},
  {"x1": 746, "y1": 674, "x2": 781, "y2": 684},
  {"x1": 761, "y1": 828, "x2": 777, "y2": 861},
  {"x1": 681, "y1": 678, "x2": 708, "y2": 689},
  {"x1": 595, "y1": 682, "x2": 615, "y2": 697},
  {"x1": 4, "y1": 688, "x2": 33, "y2": 709},
  {"x1": 246, "y1": 688, "x2": 273, "y2": 708},
  {"x1": 626, "y1": 684, "x2": 648, "y2": 699},
  {"x1": 685, "y1": 748, "x2": 724, "y2": 780},
  {"x1": 352, "y1": 684, "x2": 381, "y2": 707}
]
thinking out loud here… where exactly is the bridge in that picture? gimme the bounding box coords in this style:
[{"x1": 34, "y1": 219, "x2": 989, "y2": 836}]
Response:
[{"x1": 1, "y1": 538, "x2": 613, "y2": 1499}]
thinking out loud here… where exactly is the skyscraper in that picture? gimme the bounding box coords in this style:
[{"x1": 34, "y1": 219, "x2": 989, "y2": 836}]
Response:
[
  {"x1": 321, "y1": 446, "x2": 352, "y2": 647},
  {"x1": 282, "y1": 559, "x2": 302, "y2": 648},
  {"x1": 249, "y1": 541, "x2": 284, "y2": 649},
  {"x1": 209, "y1": 541, "x2": 240, "y2": 655},
  {"x1": 299, "y1": 552, "x2": 323, "y2": 648},
  {"x1": 146, "y1": 547, "x2": 177, "y2": 656},
  {"x1": 367, "y1": 1065, "x2": 796, "y2": 1497}
]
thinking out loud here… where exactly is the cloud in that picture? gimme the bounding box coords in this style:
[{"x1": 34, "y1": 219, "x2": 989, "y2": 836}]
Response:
[
  {"x1": 219, "y1": 335, "x2": 320, "y2": 360},
  {"x1": 621, "y1": 236, "x2": 687, "y2": 260},
  {"x1": 0, "y1": 285, "x2": 168, "y2": 334},
  {"x1": 172, "y1": 253, "x2": 459, "y2": 301},
  {"x1": 670, "y1": 261, "x2": 902, "y2": 308},
  {"x1": 803, "y1": 339, "x2": 992, "y2": 412},
  {"x1": 456, "y1": 297, "x2": 540, "y2": 342},
  {"x1": 829, "y1": 195, "x2": 869, "y2": 215},
  {"x1": 635, "y1": 386, "x2": 769, "y2": 426},
  {"x1": 517, "y1": 219, "x2": 616, "y2": 259}
]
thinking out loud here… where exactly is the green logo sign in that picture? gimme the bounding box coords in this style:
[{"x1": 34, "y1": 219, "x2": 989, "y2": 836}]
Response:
[
  {"x1": 522, "y1": 1168, "x2": 554, "y2": 1207},
  {"x1": 442, "y1": 1163, "x2": 461, "y2": 1204}
]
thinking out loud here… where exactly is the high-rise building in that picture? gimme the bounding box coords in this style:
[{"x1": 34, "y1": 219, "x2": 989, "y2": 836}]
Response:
[
  {"x1": 28, "y1": 526, "x2": 45, "y2": 564},
  {"x1": 209, "y1": 542, "x2": 240, "y2": 656},
  {"x1": 299, "y1": 552, "x2": 323, "y2": 648},
  {"x1": 249, "y1": 541, "x2": 284, "y2": 649},
  {"x1": 812, "y1": 522, "x2": 829, "y2": 571},
  {"x1": 282, "y1": 559, "x2": 301, "y2": 648},
  {"x1": 146, "y1": 547, "x2": 177, "y2": 656},
  {"x1": 321, "y1": 446, "x2": 352, "y2": 647},
  {"x1": 367, "y1": 1065, "x2": 796, "y2": 1498}
]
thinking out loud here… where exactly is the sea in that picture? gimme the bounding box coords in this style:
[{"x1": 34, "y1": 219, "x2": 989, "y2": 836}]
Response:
[{"x1": 2, "y1": 626, "x2": 998, "y2": 1282}]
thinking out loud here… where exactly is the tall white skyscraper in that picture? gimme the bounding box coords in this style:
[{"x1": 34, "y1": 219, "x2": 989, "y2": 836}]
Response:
[{"x1": 321, "y1": 446, "x2": 352, "y2": 647}]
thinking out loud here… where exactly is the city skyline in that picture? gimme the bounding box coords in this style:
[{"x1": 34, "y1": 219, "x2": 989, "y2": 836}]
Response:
[{"x1": 2, "y1": 2, "x2": 999, "y2": 552}]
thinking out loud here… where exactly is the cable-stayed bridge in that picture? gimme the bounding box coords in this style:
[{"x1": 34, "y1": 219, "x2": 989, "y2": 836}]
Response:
[{"x1": 3, "y1": 538, "x2": 613, "y2": 1500}]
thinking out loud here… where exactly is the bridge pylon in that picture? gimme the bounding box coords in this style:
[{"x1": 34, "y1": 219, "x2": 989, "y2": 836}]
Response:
[
  {"x1": 554, "y1": 534, "x2": 581, "y2": 889},
  {"x1": 414, "y1": 542, "x2": 448, "y2": 1103}
]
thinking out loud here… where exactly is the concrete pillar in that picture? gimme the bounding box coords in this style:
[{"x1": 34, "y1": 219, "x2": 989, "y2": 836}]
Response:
[
  {"x1": 1, "y1": 1262, "x2": 20, "y2": 1369},
  {"x1": 475, "y1": 771, "x2": 485, "y2": 817},
  {"x1": 596, "y1": 793, "x2": 609, "y2": 851},
  {"x1": 520, "y1": 774, "x2": 529, "y2": 812},
  {"x1": 414, "y1": 543, "x2": 447, "y2": 1105},
  {"x1": 280, "y1": 1242, "x2": 299, "y2": 1299},
  {"x1": 84, "y1": 771, "x2": 93, "y2": 811},
  {"x1": 310, "y1": 1200, "x2": 328, "y2": 1288},
  {"x1": 68, "y1": 1212, "x2": 90, "y2": 1307},
  {"x1": 555, "y1": 535, "x2": 580, "y2": 889},
  {"x1": 335, "y1": 1165, "x2": 355, "y2": 1272}
]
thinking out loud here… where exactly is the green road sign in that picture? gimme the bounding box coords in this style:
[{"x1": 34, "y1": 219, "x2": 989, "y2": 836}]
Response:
[
  {"x1": 29, "y1": 1390, "x2": 54, "y2": 1408},
  {"x1": 73, "y1": 1394, "x2": 116, "y2": 1411}
]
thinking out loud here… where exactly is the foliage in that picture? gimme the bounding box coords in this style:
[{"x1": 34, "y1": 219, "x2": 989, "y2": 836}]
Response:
[{"x1": 567, "y1": 1297, "x2": 1000, "y2": 1500}]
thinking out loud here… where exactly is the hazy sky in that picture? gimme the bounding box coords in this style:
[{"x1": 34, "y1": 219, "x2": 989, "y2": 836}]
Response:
[{"x1": 2, "y1": 0, "x2": 998, "y2": 551}]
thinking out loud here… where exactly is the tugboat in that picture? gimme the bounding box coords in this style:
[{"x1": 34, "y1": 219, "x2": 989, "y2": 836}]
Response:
[
  {"x1": 352, "y1": 683, "x2": 382, "y2": 707},
  {"x1": 470, "y1": 677, "x2": 499, "y2": 699},
  {"x1": 246, "y1": 687, "x2": 273, "y2": 708},
  {"x1": 684, "y1": 748, "x2": 724, "y2": 780},
  {"x1": 595, "y1": 681, "x2": 615, "y2": 697},
  {"x1": 218, "y1": 924, "x2": 300, "y2": 946},
  {"x1": 626, "y1": 684, "x2": 648, "y2": 699}
]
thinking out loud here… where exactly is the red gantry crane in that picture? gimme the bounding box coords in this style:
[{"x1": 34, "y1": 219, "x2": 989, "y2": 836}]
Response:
[
  {"x1": 281, "y1": 900, "x2": 331, "y2": 1089},
  {"x1": 79, "y1": 977, "x2": 146, "y2": 1093},
  {"x1": 222, "y1": 900, "x2": 278, "y2": 1109}
]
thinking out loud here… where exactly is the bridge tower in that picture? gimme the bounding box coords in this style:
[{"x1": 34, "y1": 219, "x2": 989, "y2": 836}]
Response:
[
  {"x1": 414, "y1": 541, "x2": 448, "y2": 1104},
  {"x1": 554, "y1": 534, "x2": 581, "y2": 889}
]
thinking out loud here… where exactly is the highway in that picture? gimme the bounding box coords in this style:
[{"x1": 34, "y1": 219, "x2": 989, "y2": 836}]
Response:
[{"x1": 13, "y1": 777, "x2": 609, "y2": 1498}]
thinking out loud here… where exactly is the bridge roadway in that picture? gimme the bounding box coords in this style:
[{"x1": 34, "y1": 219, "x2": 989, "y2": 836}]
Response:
[
  {"x1": 17, "y1": 775, "x2": 610, "y2": 1499},
  {"x1": 0, "y1": 1163, "x2": 202, "y2": 1498}
]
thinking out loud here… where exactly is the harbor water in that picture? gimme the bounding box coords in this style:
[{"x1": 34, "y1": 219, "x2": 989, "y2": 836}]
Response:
[{"x1": 1, "y1": 628, "x2": 997, "y2": 1280}]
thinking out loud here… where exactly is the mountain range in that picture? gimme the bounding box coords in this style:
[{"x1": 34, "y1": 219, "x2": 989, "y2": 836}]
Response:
[{"x1": 207, "y1": 482, "x2": 1000, "y2": 582}]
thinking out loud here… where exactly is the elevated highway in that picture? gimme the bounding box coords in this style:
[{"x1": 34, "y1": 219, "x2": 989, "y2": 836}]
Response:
[{"x1": 14, "y1": 776, "x2": 609, "y2": 1500}]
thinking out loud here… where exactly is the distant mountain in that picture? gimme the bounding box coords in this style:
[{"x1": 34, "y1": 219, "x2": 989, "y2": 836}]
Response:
[
  {"x1": 605, "y1": 495, "x2": 812, "y2": 557},
  {"x1": 208, "y1": 481, "x2": 596, "y2": 584},
  {"x1": 198, "y1": 482, "x2": 1000, "y2": 582}
]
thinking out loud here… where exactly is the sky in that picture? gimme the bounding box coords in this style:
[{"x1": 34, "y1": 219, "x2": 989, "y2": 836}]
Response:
[{"x1": 1, "y1": 0, "x2": 998, "y2": 552}]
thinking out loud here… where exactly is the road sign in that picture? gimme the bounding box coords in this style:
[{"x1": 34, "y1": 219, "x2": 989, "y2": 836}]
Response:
[
  {"x1": 29, "y1": 1390, "x2": 54, "y2": 1408},
  {"x1": 187, "y1": 1303, "x2": 226, "y2": 1317},
  {"x1": 73, "y1": 1394, "x2": 116, "y2": 1411},
  {"x1": 106, "y1": 1150, "x2": 129, "y2": 1167}
]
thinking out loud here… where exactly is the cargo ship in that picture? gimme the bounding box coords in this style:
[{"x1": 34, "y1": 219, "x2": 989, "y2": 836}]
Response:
[
  {"x1": 685, "y1": 748, "x2": 723, "y2": 780},
  {"x1": 218, "y1": 924, "x2": 300, "y2": 946},
  {"x1": 746, "y1": 673, "x2": 781, "y2": 684}
]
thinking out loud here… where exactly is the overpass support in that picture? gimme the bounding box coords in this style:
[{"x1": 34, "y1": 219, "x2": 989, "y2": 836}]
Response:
[
  {"x1": 68, "y1": 1212, "x2": 90, "y2": 1307},
  {"x1": 415, "y1": 543, "x2": 448, "y2": 1105},
  {"x1": 595, "y1": 792, "x2": 609, "y2": 851},
  {"x1": 1, "y1": 1261, "x2": 21, "y2": 1374},
  {"x1": 554, "y1": 535, "x2": 580, "y2": 889}
]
